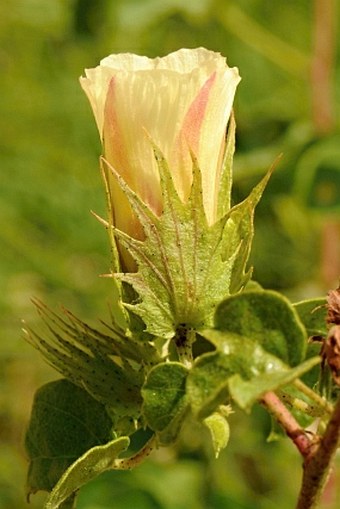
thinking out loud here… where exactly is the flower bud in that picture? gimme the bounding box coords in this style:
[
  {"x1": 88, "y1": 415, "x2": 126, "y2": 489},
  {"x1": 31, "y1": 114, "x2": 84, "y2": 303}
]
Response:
[{"x1": 80, "y1": 48, "x2": 240, "y2": 271}]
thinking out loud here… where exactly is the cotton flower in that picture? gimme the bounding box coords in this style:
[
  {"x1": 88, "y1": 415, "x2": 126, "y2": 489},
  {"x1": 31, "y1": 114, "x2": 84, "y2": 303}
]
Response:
[{"x1": 80, "y1": 47, "x2": 240, "y2": 271}]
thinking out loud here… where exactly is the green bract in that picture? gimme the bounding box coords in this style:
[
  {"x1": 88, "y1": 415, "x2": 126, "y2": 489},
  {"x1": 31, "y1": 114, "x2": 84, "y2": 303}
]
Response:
[{"x1": 104, "y1": 121, "x2": 272, "y2": 339}]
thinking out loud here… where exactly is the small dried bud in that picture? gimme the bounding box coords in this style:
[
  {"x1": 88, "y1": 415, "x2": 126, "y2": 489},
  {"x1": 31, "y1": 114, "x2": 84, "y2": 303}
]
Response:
[
  {"x1": 323, "y1": 326, "x2": 340, "y2": 386},
  {"x1": 326, "y1": 287, "x2": 340, "y2": 325}
]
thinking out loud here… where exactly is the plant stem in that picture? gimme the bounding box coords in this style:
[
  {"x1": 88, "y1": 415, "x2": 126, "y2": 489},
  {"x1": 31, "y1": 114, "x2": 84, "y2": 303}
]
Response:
[
  {"x1": 260, "y1": 391, "x2": 314, "y2": 458},
  {"x1": 175, "y1": 327, "x2": 195, "y2": 368},
  {"x1": 295, "y1": 395, "x2": 340, "y2": 509},
  {"x1": 114, "y1": 435, "x2": 156, "y2": 470},
  {"x1": 277, "y1": 390, "x2": 326, "y2": 418},
  {"x1": 294, "y1": 379, "x2": 334, "y2": 415}
]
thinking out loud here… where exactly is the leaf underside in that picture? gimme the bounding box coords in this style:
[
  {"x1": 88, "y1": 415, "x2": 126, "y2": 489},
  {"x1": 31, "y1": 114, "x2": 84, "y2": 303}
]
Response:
[
  {"x1": 45, "y1": 437, "x2": 129, "y2": 509},
  {"x1": 25, "y1": 379, "x2": 115, "y2": 498}
]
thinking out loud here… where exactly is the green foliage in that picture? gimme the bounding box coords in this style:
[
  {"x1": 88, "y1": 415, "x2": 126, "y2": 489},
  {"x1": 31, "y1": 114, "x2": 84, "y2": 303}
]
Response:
[
  {"x1": 294, "y1": 298, "x2": 327, "y2": 338},
  {"x1": 187, "y1": 351, "x2": 233, "y2": 418},
  {"x1": 24, "y1": 282, "x2": 323, "y2": 506},
  {"x1": 44, "y1": 437, "x2": 130, "y2": 509},
  {"x1": 186, "y1": 291, "x2": 320, "y2": 413},
  {"x1": 227, "y1": 359, "x2": 319, "y2": 410},
  {"x1": 223, "y1": 169, "x2": 273, "y2": 294},
  {"x1": 25, "y1": 379, "x2": 115, "y2": 497},
  {"x1": 214, "y1": 290, "x2": 307, "y2": 366},
  {"x1": 203, "y1": 410, "x2": 231, "y2": 458},
  {"x1": 109, "y1": 143, "x2": 237, "y2": 337},
  {"x1": 294, "y1": 298, "x2": 327, "y2": 389},
  {"x1": 142, "y1": 363, "x2": 189, "y2": 444}
]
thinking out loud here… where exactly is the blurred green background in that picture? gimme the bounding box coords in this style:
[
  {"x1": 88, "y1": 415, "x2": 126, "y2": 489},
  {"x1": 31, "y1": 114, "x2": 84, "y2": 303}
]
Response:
[{"x1": 1, "y1": 0, "x2": 340, "y2": 508}]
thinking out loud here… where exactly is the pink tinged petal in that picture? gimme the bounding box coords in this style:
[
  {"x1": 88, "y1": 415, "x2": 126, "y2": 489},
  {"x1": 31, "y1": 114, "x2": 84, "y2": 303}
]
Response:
[
  {"x1": 103, "y1": 78, "x2": 144, "y2": 245},
  {"x1": 103, "y1": 75, "x2": 163, "y2": 215},
  {"x1": 181, "y1": 72, "x2": 217, "y2": 154},
  {"x1": 198, "y1": 66, "x2": 240, "y2": 224},
  {"x1": 173, "y1": 64, "x2": 240, "y2": 225},
  {"x1": 172, "y1": 72, "x2": 217, "y2": 203}
]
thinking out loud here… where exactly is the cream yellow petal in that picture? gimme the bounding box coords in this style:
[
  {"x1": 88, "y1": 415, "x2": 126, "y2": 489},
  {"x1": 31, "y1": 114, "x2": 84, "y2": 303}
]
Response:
[
  {"x1": 171, "y1": 64, "x2": 240, "y2": 221},
  {"x1": 197, "y1": 66, "x2": 241, "y2": 224},
  {"x1": 80, "y1": 48, "x2": 230, "y2": 138},
  {"x1": 102, "y1": 65, "x2": 216, "y2": 209}
]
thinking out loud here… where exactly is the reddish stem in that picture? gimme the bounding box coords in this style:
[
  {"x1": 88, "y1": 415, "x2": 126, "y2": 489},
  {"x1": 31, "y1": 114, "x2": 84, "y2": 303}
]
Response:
[
  {"x1": 296, "y1": 396, "x2": 340, "y2": 508},
  {"x1": 260, "y1": 391, "x2": 314, "y2": 458}
]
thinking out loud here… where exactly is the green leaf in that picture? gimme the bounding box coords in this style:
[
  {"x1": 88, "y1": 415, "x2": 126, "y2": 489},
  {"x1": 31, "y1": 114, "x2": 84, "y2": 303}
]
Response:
[
  {"x1": 188, "y1": 327, "x2": 319, "y2": 415},
  {"x1": 203, "y1": 411, "x2": 230, "y2": 458},
  {"x1": 267, "y1": 416, "x2": 287, "y2": 442},
  {"x1": 228, "y1": 357, "x2": 320, "y2": 410},
  {"x1": 142, "y1": 362, "x2": 188, "y2": 444},
  {"x1": 104, "y1": 144, "x2": 271, "y2": 339},
  {"x1": 45, "y1": 437, "x2": 129, "y2": 509},
  {"x1": 188, "y1": 332, "x2": 286, "y2": 417},
  {"x1": 25, "y1": 379, "x2": 114, "y2": 499},
  {"x1": 293, "y1": 298, "x2": 327, "y2": 337},
  {"x1": 187, "y1": 290, "x2": 317, "y2": 415},
  {"x1": 187, "y1": 350, "x2": 233, "y2": 418},
  {"x1": 214, "y1": 290, "x2": 307, "y2": 365},
  {"x1": 187, "y1": 333, "x2": 283, "y2": 416},
  {"x1": 293, "y1": 298, "x2": 326, "y2": 388}
]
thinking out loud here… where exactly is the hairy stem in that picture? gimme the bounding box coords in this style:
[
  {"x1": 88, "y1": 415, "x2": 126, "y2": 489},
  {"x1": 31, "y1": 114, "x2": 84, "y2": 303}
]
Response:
[
  {"x1": 260, "y1": 391, "x2": 314, "y2": 458},
  {"x1": 296, "y1": 395, "x2": 340, "y2": 509},
  {"x1": 277, "y1": 390, "x2": 327, "y2": 418},
  {"x1": 294, "y1": 379, "x2": 334, "y2": 415},
  {"x1": 175, "y1": 327, "x2": 195, "y2": 368},
  {"x1": 114, "y1": 435, "x2": 156, "y2": 470}
]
